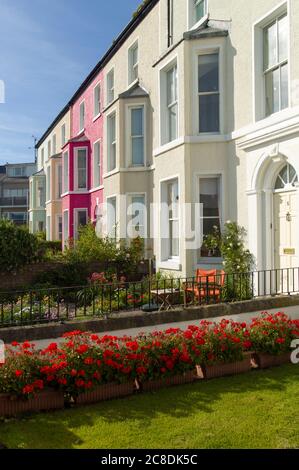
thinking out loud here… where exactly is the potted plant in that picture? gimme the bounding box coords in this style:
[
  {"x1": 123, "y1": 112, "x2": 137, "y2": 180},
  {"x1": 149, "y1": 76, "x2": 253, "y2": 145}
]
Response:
[
  {"x1": 201, "y1": 226, "x2": 222, "y2": 257},
  {"x1": 249, "y1": 312, "x2": 299, "y2": 368}
]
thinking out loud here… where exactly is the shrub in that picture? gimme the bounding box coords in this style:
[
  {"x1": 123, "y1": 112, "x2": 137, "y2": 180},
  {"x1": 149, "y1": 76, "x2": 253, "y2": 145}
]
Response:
[{"x1": 0, "y1": 220, "x2": 40, "y2": 272}]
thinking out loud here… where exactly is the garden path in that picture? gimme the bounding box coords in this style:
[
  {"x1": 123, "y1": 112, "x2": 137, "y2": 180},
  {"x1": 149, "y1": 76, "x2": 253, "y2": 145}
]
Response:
[{"x1": 30, "y1": 305, "x2": 299, "y2": 350}]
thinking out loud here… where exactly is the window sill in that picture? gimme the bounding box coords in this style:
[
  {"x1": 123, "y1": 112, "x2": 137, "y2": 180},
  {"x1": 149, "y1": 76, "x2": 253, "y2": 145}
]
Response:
[
  {"x1": 197, "y1": 257, "x2": 223, "y2": 267},
  {"x1": 188, "y1": 14, "x2": 209, "y2": 32},
  {"x1": 103, "y1": 168, "x2": 119, "y2": 178},
  {"x1": 93, "y1": 113, "x2": 102, "y2": 123},
  {"x1": 159, "y1": 260, "x2": 182, "y2": 271},
  {"x1": 153, "y1": 137, "x2": 184, "y2": 157}
]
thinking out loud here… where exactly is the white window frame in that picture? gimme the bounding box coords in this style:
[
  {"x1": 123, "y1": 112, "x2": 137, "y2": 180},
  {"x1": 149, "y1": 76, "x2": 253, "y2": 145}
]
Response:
[
  {"x1": 46, "y1": 215, "x2": 51, "y2": 241},
  {"x1": 168, "y1": 0, "x2": 174, "y2": 47},
  {"x1": 192, "y1": 44, "x2": 224, "y2": 136},
  {"x1": 160, "y1": 176, "x2": 180, "y2": 267},
  {"x1": 159, "y1": 57, "x2": 179, "y2": 146},
  {"x1": 63, "y1": 151, "x2": 69, "y2": 193},
  {"x1": 94, "y1": 82, "x2": 101, "y2": 118},
  {"x1": 61, "y1": 124, "x2": 66, "y2": 147},
  {"x1": 106, "y1": 68, "x2": 115, "y2": 105},
  {"x1": 46, "y1": 166, "x2": 51, "y2": 202},
  {"x1": 128, "y1": 40, "x2": 139, "y2": 85},
  {"x1": 52, "y1": 134, "x2": 56, "y2": 155},
  {"x1": 79, "y1": 100, "x2": 85, "y2": 133},
  {"x1": 253, "y1": 2, "x2": 289, "y2": 122},
  {"x1": 41, "y1": 148, "x2": 45, "y2": 168},
  {"x1": 198, "y1": 51, "x2": 220, "y2": 134},
  {"x1": 93, "y1": 139, "x2": 101, "y2": 188},
  {"x1": 188, "y1": 0, "x2": 208, "y2": 30},
  {"x1": 57, "y1": 164, "x2": 62, "y2": 199},
  {"x1": 106, "y1": 196, "x2": 117, "y2": 239},
  {"x1": 47, "y1": 140, "x2": 51, "y2": 160},
  {"x1": 126, "y1": 193, "x2": 146, "y2": 240},
  {"x1": 126, "y1": 104, "x2": 145, "y2": 167},
  {"x1": 74, "y1": 208, "x2": 88, "y2": 240},
  {"x1": 74, "y1": 147, "x2": 88, "y2": 191},
  {"x1": 57, "y1": 214, "x2": 63, "y2": 241},
  {"x1": 63, "y1": 209, "x2": 69, "y2": 247},
  {"x1": 193, "y1": 172, "x2": 224, "y2": 264},
  {"x1": 107, "y1": 112, "x2": 117, "y2": 172}
]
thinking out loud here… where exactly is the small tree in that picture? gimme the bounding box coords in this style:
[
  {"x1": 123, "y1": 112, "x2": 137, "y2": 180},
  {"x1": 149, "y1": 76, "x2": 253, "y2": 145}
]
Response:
[
  {"x1": 220, "y1": 222, "x2": 255, "y2": 301},
  {"x1": 0, "y1": 220, "x2": 40, "y2": 272}
]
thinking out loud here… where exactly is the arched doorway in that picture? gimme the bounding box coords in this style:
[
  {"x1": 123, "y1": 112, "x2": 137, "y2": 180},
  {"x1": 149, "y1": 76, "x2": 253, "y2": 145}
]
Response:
[{"x1": 273, "y1": 163, "x2": 299, "y2": 270}]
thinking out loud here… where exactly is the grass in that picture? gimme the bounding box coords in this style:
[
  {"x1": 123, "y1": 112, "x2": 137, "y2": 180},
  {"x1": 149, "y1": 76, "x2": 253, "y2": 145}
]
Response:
[{"x1": 0, "y1": 364, "x2": 298, "y2": 449}]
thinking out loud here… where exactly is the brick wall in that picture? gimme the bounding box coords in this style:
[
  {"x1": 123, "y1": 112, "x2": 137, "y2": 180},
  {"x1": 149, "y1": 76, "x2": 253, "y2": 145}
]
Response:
[{"x1": 0, "y1": 260, "x2": 150, "y2": 292}]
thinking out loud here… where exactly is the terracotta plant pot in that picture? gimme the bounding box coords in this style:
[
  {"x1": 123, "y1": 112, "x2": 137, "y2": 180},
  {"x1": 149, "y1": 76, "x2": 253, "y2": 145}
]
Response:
[
  {"x1": 197, "y1": 353, "x2": 252, "y2": 380},
  {"x1": 251, "y1": 351, "x2": 291, "y2": 369},
  {"x1": 0, "y1": 390, "x2": 64, "y2": 418},
  {"x1": 75, "y1": 382, "x2": 135, "y2": 405},
  {"x1": 140, "y1": 370, "x2": 197, "y2": 392}
]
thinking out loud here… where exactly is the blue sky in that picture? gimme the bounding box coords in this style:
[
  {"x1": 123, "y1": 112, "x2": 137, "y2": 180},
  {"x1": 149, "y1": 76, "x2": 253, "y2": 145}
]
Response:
[{"x1": 0, "y1": 0, "x2": 141, "y2": 165}]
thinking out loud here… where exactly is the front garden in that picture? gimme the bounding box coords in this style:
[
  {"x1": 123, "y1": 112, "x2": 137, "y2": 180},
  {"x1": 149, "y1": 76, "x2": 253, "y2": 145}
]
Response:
[{"x1": 0, "y1": 312, "x2": 298, "y2": 418}]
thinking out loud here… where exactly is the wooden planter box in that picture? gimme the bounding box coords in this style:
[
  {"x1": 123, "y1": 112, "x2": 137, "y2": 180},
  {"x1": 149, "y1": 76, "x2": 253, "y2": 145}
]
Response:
[
  {"x1": 197, "y1": 353, "x2": 252, "y2": 380},
  {"x1": 0, "y1": 390, "x2": 64, "y2": 418},
  {"x1": 75, "y1": 382, "x2": 135, "y2": 405},
  {"x1": 251, "y1": 352, "x2": 291, "y2": 369},
  {"x1": 140, "y1": 370, "x2": 197, "y2": 392}
]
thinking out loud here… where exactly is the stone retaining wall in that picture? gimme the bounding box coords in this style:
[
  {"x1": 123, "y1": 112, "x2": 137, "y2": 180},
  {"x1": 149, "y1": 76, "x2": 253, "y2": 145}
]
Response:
[{"x1": 1, "y1": 294, "x2": 298, "y2": 344}]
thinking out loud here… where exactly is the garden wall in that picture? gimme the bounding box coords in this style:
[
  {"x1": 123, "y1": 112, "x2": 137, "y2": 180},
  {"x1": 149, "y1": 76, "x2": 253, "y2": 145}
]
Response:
[
  {"x1": 0, "y1": 261, "x2": 149, "y2": 291},
  {"x1": 1, "y1": 294, "x2": 299, "y2": 343}
]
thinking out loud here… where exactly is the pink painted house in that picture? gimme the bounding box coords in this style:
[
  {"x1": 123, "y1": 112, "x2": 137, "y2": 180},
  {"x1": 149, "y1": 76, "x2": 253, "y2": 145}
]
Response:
[{"x1": 62, "y1": 71, "x2": 104, "y2": 243}]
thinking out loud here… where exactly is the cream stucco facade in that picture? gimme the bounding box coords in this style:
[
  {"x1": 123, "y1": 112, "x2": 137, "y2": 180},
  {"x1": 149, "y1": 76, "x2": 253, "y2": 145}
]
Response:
[{"x1": 34, "y1": 0, "x2": 299, "y2": 279}]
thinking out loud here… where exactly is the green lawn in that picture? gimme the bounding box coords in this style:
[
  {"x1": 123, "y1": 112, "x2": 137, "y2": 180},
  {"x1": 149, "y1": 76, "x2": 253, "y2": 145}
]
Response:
[{"x1": 0, "y1": 364, "x2": 298, "y2": 449}]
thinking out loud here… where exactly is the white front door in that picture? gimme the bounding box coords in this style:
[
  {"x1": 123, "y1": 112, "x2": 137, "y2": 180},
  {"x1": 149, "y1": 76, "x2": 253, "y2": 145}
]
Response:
[{"x1": 274, "y1": 191, "x2": 299, "y2": 292}]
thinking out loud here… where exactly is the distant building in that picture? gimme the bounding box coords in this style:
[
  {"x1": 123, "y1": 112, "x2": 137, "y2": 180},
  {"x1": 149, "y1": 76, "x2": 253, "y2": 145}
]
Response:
[{"x1": 0, "y1": 162, "x2": 36, "y2": 225}]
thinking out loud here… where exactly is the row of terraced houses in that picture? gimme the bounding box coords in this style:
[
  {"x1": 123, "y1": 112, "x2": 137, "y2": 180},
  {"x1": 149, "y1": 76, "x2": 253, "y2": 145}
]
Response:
[{"x1": 29, "y1": 0, "x2": 299, "y2": 278}]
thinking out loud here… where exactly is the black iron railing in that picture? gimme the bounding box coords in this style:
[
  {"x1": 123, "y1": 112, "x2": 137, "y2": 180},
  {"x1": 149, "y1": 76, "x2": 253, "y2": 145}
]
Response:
[{"x1": 0, "y1": 267, "x2": 298, "y2": 328}]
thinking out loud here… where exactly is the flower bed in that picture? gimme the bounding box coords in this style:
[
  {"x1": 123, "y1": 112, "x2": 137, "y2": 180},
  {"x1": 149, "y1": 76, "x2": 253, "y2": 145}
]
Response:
[{"x1": 0, "y1": 312, "x2": 298, "y2": 416}]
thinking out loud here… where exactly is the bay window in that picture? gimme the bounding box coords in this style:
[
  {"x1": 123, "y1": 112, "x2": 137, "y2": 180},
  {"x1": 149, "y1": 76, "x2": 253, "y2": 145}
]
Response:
[
  {"x1": 107, "y1": 197, "x2": 117, "y2": 239},
  {"x1": 198, "y1": 53, "x2": 220, "y2": 133},
  {"x1": 127, "y1": 194, "x2": 145, "y2": 239},
  {"x1": 63, "y1": 152, "x2": 69, "y2": 193},
  {"x1": 74, "y1": 209, "x2": 88, "y2": 240},
  {"x1": 75, "y1": 148, "x2": 87, "y2": 190},
  {"x1": 130, "y1": 107, "x2": 144, "y2": 166},
  {"x1": 93, "y1": 140, "x2": 101, "y2": 188},
  {"x1": 107, "y1": 114, "x2": 116, "y2": 172},
  {"x1": 199, "y1": 177, "x2": 221, "y2": 257}
]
